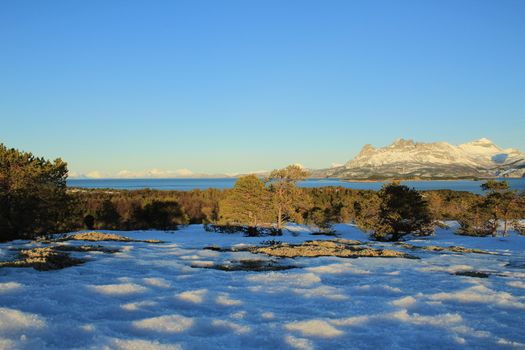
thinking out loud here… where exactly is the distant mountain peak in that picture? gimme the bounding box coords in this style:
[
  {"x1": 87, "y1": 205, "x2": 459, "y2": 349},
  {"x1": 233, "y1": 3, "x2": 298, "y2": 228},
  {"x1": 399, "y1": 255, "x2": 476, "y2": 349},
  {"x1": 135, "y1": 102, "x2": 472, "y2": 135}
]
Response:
[
  {"x1": 463, "y1": 138, "x2": 496, "y2": 146},
  {"x1": 356, "y1": 144, "x2": 376, "y2": 159},
  {"x1": 320, "y1": 138, "x2": 525, "y2": 179},
  {"x1": 477, "y1": 137, "x2": 493, "y2": 143},
  {"x1": 390, "y1": 138, "x2": 415, "y2": 147}
]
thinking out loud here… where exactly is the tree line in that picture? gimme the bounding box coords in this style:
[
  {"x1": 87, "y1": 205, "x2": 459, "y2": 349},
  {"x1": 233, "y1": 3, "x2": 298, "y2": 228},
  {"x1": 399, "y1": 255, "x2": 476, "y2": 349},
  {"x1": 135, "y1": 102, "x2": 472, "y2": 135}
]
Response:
[{"x1": 1, "y1": 143, "x2": 524, "y2": 242}]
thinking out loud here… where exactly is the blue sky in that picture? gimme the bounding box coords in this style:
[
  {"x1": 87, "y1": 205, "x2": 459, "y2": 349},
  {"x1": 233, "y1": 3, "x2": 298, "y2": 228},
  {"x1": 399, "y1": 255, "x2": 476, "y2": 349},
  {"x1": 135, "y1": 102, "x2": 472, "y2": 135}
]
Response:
[{"x1": 1, "y1": 0, "x2": 524, "y2": 177}]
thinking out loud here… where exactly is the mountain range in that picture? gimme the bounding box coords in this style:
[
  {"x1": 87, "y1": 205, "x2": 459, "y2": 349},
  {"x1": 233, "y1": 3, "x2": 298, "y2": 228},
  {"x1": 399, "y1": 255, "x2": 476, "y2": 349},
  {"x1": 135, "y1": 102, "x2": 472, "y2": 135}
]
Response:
[
  {"x1": 312, "y1": 138, "x2": 525, "y2": 179},
  {"x1": 70, "y1": 138, "x2": 525, "y2": 180}
]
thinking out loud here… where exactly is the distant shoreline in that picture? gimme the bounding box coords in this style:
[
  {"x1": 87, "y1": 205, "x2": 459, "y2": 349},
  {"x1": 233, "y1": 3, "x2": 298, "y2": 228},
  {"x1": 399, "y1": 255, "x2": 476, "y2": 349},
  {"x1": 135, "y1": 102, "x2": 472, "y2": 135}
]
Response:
[{"x1": 338, "y1": 178, "x2": 492, "y2": 183}]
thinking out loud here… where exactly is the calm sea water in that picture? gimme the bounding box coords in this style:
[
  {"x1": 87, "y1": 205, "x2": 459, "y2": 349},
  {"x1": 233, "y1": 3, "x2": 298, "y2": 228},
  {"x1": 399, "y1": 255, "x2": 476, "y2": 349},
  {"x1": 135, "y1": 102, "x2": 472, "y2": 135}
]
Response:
[{"x1": 67, "y1": 178, "x2": 525, "y2": 194}]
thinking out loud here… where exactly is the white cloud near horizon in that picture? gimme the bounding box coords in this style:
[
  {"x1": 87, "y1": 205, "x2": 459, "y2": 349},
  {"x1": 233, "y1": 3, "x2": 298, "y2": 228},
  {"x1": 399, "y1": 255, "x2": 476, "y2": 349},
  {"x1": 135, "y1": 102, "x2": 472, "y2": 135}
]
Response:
[
  {"x1": 85, "y1": 170, "x2": 106, "y2": 179},
  {"x1": 69, "y1": 168, "x2": 196, "y2": 179},
  {"x1": 116, "y1": 168, "x2": 194, "y2": 178}
]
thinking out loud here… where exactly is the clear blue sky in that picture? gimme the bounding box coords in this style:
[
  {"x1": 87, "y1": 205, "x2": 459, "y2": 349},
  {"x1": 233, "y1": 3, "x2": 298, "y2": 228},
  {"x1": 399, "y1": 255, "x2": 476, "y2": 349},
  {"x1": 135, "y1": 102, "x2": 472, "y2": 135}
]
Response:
[{"x1": 1, "y1": 0, "x2": 524, "y2": 176}]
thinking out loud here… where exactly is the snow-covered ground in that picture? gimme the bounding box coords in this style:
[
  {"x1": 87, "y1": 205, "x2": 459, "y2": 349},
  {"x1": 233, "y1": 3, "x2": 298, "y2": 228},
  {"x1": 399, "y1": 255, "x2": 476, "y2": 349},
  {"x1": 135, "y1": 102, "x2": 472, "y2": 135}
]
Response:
[{"x1": 1, "y1": 224, "x2": 525, "y2": 350}]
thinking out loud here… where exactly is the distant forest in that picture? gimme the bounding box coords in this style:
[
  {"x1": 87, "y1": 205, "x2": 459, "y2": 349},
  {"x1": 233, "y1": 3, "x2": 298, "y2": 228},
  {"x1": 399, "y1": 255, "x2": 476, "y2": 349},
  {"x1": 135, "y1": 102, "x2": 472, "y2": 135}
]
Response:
[{"x1": 1, "y1": 143, "x2": 524, "y2": 242}]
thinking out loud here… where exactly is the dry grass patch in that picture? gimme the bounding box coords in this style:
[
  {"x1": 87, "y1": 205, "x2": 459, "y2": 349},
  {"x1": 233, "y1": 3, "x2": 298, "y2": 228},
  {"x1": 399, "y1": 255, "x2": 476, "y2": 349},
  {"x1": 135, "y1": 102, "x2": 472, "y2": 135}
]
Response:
[
  {"x1": 252, "y1": 240, "x2": 416, "y2": 259},
  {"x1": 398, "y1": 243, "x2": 492, "y2": 255},
  {"x1": 0, "y1": 244, "x2": 121, "y2": 271},
  {"x1": 0, "y1": 247, "x2": 85, "y2": 271},
  {"x1": 57, "y1": 232, "x2": 163, "y2": 243}
]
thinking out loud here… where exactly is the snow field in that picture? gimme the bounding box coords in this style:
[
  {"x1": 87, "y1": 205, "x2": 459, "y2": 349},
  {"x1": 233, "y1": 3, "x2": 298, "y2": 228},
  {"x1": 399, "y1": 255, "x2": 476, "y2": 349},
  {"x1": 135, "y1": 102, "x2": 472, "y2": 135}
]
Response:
[{"x1": 0, "y1": 224, "x2": 524, "y2": 349}]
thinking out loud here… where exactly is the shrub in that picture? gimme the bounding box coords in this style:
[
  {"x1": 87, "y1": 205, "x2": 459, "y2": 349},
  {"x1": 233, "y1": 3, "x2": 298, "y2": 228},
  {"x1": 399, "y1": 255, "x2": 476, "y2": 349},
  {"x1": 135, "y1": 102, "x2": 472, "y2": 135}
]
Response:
[{"x1": 355, "y1": 183, "x2": 434, "y2": 241}]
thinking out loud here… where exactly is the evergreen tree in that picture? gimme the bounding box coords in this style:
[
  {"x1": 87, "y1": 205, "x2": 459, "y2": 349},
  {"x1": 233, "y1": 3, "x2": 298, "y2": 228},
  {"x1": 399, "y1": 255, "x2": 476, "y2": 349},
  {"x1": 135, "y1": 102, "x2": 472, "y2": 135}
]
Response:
[
  {"x1": 306, "y1": 207, "x2": 334, "y2": 233},
  {"x1": 132, "y1": 200, "x2": 186, "y2": 229},
  {"x1": 480, "y1": 180, "x2": 518, "y2": 236},
  {"x1": 95, "y1": 199, "x2": 121, "y2": 229},
  {"x1": 457, "y1": 199, "x2": 494, "y2": 236},
  {"x1": 218, "y1": 175, "x2": 272, "y2": 227},
  {"x1": 355, "y1": 182, "x2": 433, "y2": 241},
  {"x1": 0, "y1": 144, "x2": 69, "y2": 241},
  {"x1": 268, "y1": 165, "x2": 309, "y2": 229}
]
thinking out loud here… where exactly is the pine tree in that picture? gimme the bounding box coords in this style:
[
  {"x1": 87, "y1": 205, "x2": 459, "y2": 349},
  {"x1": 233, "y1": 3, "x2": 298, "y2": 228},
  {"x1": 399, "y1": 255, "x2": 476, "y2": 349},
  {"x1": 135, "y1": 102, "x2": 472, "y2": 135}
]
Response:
[
  {"x1": 0, "y1": 144, "x2": 69, "y2": 240},
  {"x1": 268, "y1": 165, "x2": 309, "y2": 229},
  {"x1": 218, "y1": 175, "x2": 272, "y2": 227},
  {"x1": 355, "y1": 182, "x2": 433, "y2": 241},
  {"x1": 480, "y1": 180, "x2": 518, "y2": 236}
]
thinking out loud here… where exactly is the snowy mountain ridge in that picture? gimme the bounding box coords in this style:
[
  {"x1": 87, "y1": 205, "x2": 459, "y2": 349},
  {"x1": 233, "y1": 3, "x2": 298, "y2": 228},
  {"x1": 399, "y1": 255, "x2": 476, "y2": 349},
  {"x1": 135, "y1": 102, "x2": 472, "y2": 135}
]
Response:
[{"x1": 316, "y1": 138, "x2": 525, "y2": 179}]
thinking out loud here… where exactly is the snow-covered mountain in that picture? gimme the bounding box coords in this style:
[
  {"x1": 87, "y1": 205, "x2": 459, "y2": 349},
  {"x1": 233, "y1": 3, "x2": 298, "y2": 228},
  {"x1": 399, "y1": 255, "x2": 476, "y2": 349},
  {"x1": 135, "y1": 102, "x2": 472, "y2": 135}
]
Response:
[{"x1": 315, "y1": 138, "x2": 525, "y2": 179}]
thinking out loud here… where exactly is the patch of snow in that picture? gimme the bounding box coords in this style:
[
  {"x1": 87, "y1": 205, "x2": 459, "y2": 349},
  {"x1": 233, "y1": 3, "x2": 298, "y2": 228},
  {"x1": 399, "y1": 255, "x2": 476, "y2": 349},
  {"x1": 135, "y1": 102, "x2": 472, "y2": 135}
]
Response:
[
  {"x1": 121, "y1": 300, "x2": 158, "y2": 311},
  {"x1": 0, "y1": 282, "x2": 23, "y2": 293},
  {"x1": 216, "y1": 293, "x2": 242, "y2": 306},
  {"x1": 142, "y1": 278, "x2": 171, "y2": 288},
  {"x1": 133, "y1": 315, "x2": 194, "y2": 333},
  {"x1": 176, "y1": 289, "x2": 207, "y2": 304},
  {"x1": 293, "y1": 286, "x2": 348, "y2": 301},
  {"x1": 507, "y1": 281, "x2": 525, "y2": 289},
  {"x1": 284, "y1": 335, "x2": 314, "y2": 350},
  {"x1": 285, "y1": 319, "x2": 343, "y2": 338},
  {"x1": 0, "y1": 307, "x2": 45, "y2": 333},
  {"x1": 306, "y1": 262, "x2": 369, "y2": 275},
  {"x1": 388, "y1": 309, "x2": 463, "y2": 327},
  {"x1": 429, "y1": 285, "x2": 525, "y2": 309},
  {"x1": 247, "y1": 272, "x2": 321, "y2": 287},
  {"x1": 1, "y1": 224, "x2": 525, "y2": 348},
  {"x1": 391, "y1": 296, "x2": 417, "y2": 308},
  {"x1": 229, "y1": 311, "x2": 246, "y2": 319},
  {"x1": 261, "y1": 312, "x2": 275, "y2": 320},
  {"x1": 109, "y1": 338, "x2": 182, "y2": 350},
  {"x1": 211, "y1": 319, "x2": 250, "y2": 334},
  {"x1": 90, "y1": 283, "x2": 148, "y2": 295}
]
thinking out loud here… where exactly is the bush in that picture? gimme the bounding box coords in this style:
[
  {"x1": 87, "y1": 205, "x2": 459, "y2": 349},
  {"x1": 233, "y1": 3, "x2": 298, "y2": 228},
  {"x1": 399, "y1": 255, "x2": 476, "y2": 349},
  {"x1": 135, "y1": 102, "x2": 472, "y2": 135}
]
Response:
[
  {"x1": 456, "y1": 203, "x2": 495, "y2": 236},
  {"x1": 456, "y1": 181, "x2": 521, "y2": 237},
  {"x1": 83, "y1": 215, "x2": 95, "y2": 230},
  {"x1": 355, "y1": 183, "x2": 434, "y2": 241},
  {"x1": 306, "y1": 207, "x2": 334, "y2": 234}
]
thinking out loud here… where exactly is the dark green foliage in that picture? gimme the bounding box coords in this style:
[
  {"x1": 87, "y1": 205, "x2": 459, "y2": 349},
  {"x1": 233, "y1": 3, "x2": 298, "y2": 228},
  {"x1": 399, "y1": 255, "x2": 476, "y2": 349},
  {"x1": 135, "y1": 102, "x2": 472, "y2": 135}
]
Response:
[
  {"x1": 268, "y1": 165, "x2": 309, "y2": 229},
  {"x1": 67, "y1": 188, "x2": 214, "y2": 231},
  {"x1": 457, "y1": 180, "x2": 521, "y2": 236},
  {"x1": 218, "y1": 175, "x2": 272, "y2": 227},
  {"x1": 0, "y1": 144, "x2": 69, "y2": 241},
  {"x1": 481, "y1": 180, "x2": 510, "y2": 192},
  {"x1": 204, "y1": 224, "x2": 281, "y2": 237},
  {"x1": 68, "y1": 183, "x2": 509, "y2": 237},
  {"x1": 355, "y1": 183, "x2": 434, "y2": 241},
  {"x1": 4, "y1": 142, "x2": 523, "y2": 242},
  {"x1": 132, "y1": 200, "x2": 187, "y2": 230},
  {"x1": 96, "y1": 200, "x2": 121, "y2": 230},
  {"x1": 481, "y1": 180, "x2": 518, "y2": 236},
  {"x1": 305, "y1": 207, "x2": 334, "y2": 234},
  {"x1": 423, "y1": 190, "x2": 479, "y2": 221},
  {"x1": 83, "y1": 215, "x2": 95, "y2": 229}
]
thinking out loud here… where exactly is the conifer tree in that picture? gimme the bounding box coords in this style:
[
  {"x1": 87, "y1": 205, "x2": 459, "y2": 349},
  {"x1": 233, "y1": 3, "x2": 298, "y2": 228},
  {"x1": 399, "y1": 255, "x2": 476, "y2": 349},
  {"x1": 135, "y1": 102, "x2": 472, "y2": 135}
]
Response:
[
  {"x1": 218, "y1": 175, "x2": 271, "y2": 227},
  {"x1": 268, "y1": 165, "x2": 309, "y2": 229},
  {"x1": 0, "y1": 143, "x2": 69, "y2": 240},
  {"x1": 480, "y1": 180, "x2": 518, "y2": 236},
  {"x1": 355, "y1": 182, "x2": 433, "y2": 241}
]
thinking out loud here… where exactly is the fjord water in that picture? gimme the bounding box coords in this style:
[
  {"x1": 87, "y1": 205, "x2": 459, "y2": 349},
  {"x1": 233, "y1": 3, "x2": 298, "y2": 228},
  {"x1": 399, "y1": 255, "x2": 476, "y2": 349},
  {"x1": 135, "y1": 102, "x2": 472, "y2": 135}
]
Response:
[{"x1": 67, "y1": 178, "x2": 525, "y2": 194}]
